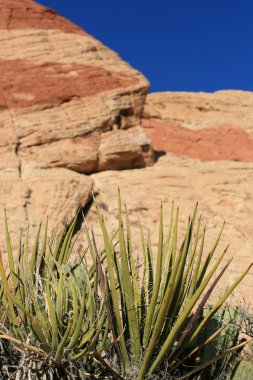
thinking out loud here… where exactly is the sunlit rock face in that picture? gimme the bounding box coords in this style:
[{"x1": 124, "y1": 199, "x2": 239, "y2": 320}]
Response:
[
  {"x1": 86, "y1": 90, "x2": 253, "y2": 303},
  {"x1": 1, "y1": 0, "x2": 252, "y2": 306},
  {"x1": 142, "y1": 90, "x2": 253, "y2": 162},
  {"x1": 0, "y1": 0, "x2": 153, "y2": 251}
]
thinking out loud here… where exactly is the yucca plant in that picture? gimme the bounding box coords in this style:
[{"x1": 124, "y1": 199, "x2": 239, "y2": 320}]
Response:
[
  {"x1": 90, "y1": 191, "x2": 252, "y2": 379},
  {"x1": 0, "y1": 195, "x2": 252, "y2": 380},
  {"x1": 0, "y1": 214, "x2": 108, "y2": 379}
]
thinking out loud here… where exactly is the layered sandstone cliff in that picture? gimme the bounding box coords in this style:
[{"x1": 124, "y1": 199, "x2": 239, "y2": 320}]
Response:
[
  {"x1": 142, "y1": 90, "x2": 253, "y2": 161},
  {"x1": 88, "y1": 90, "x2": 253, "y2": 302},
  {"x1": 0, "y1": 0, "x2": 252, "y2": 303},
  {"x1": 0, "y1": 0, "x2": 153, "y2": 247}
]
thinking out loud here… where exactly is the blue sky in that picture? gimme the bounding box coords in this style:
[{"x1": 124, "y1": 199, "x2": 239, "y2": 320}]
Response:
[{"x1": 38, "y1": 0, "x2": 253, "y2": 93}]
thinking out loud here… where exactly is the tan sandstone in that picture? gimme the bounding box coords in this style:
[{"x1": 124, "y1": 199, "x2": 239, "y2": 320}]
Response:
[
  {"x1": 0, "y1": 0, "x2": 153, "y2": 251},
  {"x1": 86, "y1": 153, "x2": 253, "y2": 304},
  {"x1": 0, "y1": 0, "x2": 252, "y2": 306},
  {"x1": 143, "y1": 90, "x2": 253, "y2": 162},
  {"x1": 85, "y1": 91, "x2": 253, "y2": 304}
]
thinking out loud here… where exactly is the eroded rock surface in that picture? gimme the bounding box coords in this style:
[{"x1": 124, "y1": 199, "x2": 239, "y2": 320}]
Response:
[
  {"x1": 87, "y1": 154, "x2": 253, "y2": 303},
  {"x1": 0, "y1": 0, "x2": 252, "y2": 305},
  {"x1": 0, "y1": 0, "x2": 153, "y2": 251},
  {"x1": 143, "y1": 91, "x2": 253, "y2": 161},
  {"x1": 86, "y1": 91, "x2": 253, "y2": 303}
]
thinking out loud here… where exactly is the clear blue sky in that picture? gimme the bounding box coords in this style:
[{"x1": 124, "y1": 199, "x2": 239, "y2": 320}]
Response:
[{"x1": 38, "y1": 0, "x2": 253, "y2": 93}]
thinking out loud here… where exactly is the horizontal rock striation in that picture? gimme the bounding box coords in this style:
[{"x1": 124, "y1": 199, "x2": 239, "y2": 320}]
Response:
[
  {"x1": 0, "y1": 0, "x2": 153, "y2": 252},
  {"x1": 1, "y1": 1, "x2": 252, "y2": 305},
  {"x1": 143, "y1": 90, "x2": 253, "y2": 162},
  {"x1": 86, "y1": 90, "x2": 253, "y2": 303}
]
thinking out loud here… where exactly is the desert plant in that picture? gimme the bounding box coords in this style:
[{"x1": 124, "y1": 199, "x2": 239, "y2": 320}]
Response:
[
  {"x1": 91, "y1": 191, "x2": 252, "y2": 379},
  {"x1": 0, "y1": 195, "x2": 252, "y2": 380},
  {"x1": 192, "y1": 305, "x2": 244, "y2": 379},
  {"x1": 0, "y1": 214, "x2": 108, "y2": 379}
]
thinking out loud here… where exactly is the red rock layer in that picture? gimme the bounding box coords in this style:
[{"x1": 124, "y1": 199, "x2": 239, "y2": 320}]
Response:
[
  {"x1": 143, "y1": 119, "x2": 253, "y2": 162},
  {"x1": 0, "y1": 60, "x2": 138, "y2": 108},
  {"x1": 0, "y1": 0, "x2": 85, "y2": 34}
]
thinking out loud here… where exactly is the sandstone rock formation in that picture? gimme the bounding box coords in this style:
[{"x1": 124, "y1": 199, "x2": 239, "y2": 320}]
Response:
[
  {"x1": 0, "y1": 0, "x2": 252, "y2": 304},
  {"x1": 0, "y1": 0, "x2": 153, "y2": 250},
  {"x1": 86, "y1": 91, "x2": 253, "y2": 303},
  {"x1": 143, "y1": 91, "x2": 253, "y2": 161},
  {"x1": 87, "y1": 154, "x2": 253, "y2": 304}
]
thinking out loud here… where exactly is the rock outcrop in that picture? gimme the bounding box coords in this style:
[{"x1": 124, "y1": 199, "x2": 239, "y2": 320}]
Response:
[
  {"x1": 87, "y1": 91, "x2": 253, "y2": 303},
  {"x1": 0, "y1": 0, "x2": 153, "y2": 249},
  {"x1": 142, "y1": 91, "x2": 253, "y2": 161},
  {"x1": 0, "y1": 0, "x2": 252, "y2": 304},
  {"x1": 87, "y1": 153, "x2": 253, "y2": 304}
]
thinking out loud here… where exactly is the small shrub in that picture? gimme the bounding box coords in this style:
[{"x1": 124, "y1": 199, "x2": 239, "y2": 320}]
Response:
[
  {"x1": 0, "y1": 194, "x2": 252, "y2": 379},
  {"x1": 0, "y1": 215, "x2": 107, "y2": 379},
  {"x1": 92, "y1": 191, "x2": 252, "y2": 379}
]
